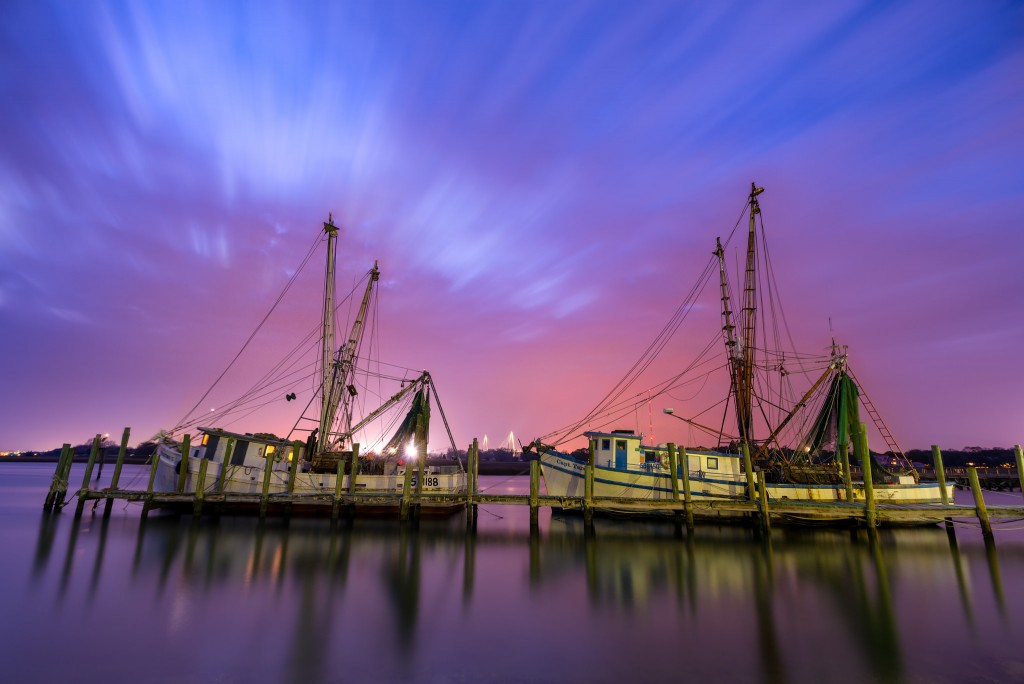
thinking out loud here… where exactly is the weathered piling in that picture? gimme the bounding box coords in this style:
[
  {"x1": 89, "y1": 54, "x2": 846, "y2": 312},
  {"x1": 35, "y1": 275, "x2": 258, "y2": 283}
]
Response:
[
  {"x1": 176, "y1": 434, "x2": 191, "y2": 493},
  {"x1": 287, "y1": 441, "x2": 302, "y2": 494},
  {"x1": 968, "y1": 467, "x2": 993, "y2": 540},
  {"x1": 856, "y1": 423, "x2": 876, "y2": 528},
  {"x1": 584, "y1": 438, "x2": 596, "y2": 527},
  {"x1": 401, "y1": 456, "x2": 415, "y2": 522},
  {"x1": 193, "y1": 458, "x2": 209, "y2": 516},
  {"x1": 109, "y1": 427, "x2": 131, "y2": 491},
  {"x1": 217, "y1": 438, "x2": 234, "y2": 493},
  {"x1": 680, "y1": 444, "x2": 694, "y2": 532},
  {"x1": 347, "y1": 443, "x2": 361, "y2": 496},
  {"x1": 757, "y1": 469, "x2": 771, "y2": 535},
  {"x1": 741, "y1": 442, "x2": 756, "y2": 503},
  {"x1": 529, "y1": 459, "x2": 540, "y2": 529},
  {"x1": 44, "y1": 444, "x2": 72, "y2": 511},
  {"x1": 332, "y1": 451, "x2": 346, "y2": 521},
  {"x1": 1015, "y1": 445, "x2": 1024, "y2": 501},
  {"x1": 467, "y1": 438, "x2": 479, "y2": 529},
  {"x1": 838, "y1": 440, "x2": 854, "y2": 502},
  {"x1": 932, "y1": 445, "x2": 950, "y2": 505},
  {"x1": 258, "y1": 448, "x2": 274, "y2": 519},
  {"x1": 667, "y1": 443, "x2": 681, "y2": 502},
  {"x1": 75, "y1": 435, "x2": 101, "y2": 517}
]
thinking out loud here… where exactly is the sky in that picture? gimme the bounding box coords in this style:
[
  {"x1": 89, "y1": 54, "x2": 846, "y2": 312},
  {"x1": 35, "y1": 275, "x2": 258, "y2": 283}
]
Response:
[{"x1": 1, "y1": 0, "x2": 1022, "y2": 453}]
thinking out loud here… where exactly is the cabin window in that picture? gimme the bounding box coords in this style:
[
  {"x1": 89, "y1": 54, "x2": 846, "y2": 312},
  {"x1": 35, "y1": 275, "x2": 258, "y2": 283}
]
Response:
[
  {"x1": 266, "y1": 445, "x2": 277, "y2": 460},
  {"x1": 201, "y1": 434, "x2": 210, "y2": 446},
  {"x1": 706, "y1": 457, "x2": 719, "y2": 470},
  {"x1": 601, "y1": 439, "x2": 611, "y2": 451}
]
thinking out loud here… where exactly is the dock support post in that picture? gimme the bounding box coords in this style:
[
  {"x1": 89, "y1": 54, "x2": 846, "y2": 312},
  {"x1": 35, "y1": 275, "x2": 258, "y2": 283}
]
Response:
[
  {"x1": 56, "y1": 446, "x2": 73, "y2": 510},
  {"x1": 680, "y1": 445, "x2": 694, "y2": 532},
  {"x1": 347, "y1": 443, "x2": 361, "y2": 520},
  {"x1": 193, "y1": 458, "x2": 209, "y2": 517},
  {"x1": 529, "y1": 459, "x2": 540, "y2": 529},
  {"x1": 932, "y1": 445, "x2": 950, "y2": 505},
  {"x1": 332, "y1": 452, "x2": 345, "y2": 522},
  {"x1": 217, "y1": 438, "x2": 234, "y2": 494},
  {"x1": 968, "y1": 467, "x2": 993, "y2": 541},
  {"x1": 259, "y1": 448, "x2": 274, "y2": 519},
  {"x1": 109, "y1": 427, "x2": 130, "y2": 491},
  {"x1": 741, "y1": 442, "x2": 757, "y2": 503},
  {"x1": 757, "y1": 469, "x2": 771, "y2": 536},
  {"x1": 45, "y1": 444, "x2": 72, "y2": 512},
  {"x1": 584, "y1": 438, "x2": 596, "y2": 527},
  {"x1": 401, "y1": 459, "x2": 414, "y2": 522},
  {"x1": 75, "y1": 434, "x2": 101, "y2": 518},
  {"x1": 143, "y1": 446, "x2": 160, "y2": 519},
  {"x1": 856, "y1": 422, "x2": 876, "y2": 528},
  {"x1": 287, "y1": 441, "x2": 301, "y2": 494},
  {"x1": 105, "y1": 427, "x2": 131, "y2": 518},
  {"x1": 667, "y1": 443, "x2": 681, "y2": 506},
  {"x1": 414, "y1": 415, "x2": 426, "y2": 520},
  {"x1": 467, "y1": 438, "x2": 478, "y2": 529},
  {"x1": 176, "y1": 434, "x2": 191, "y2": 493},
  {"x1": 839, "y1": 440, "x2": 854, "y2": 502},
  {"x1": 1015, "y1": 444, "x2": 1024, "y2": 500}
]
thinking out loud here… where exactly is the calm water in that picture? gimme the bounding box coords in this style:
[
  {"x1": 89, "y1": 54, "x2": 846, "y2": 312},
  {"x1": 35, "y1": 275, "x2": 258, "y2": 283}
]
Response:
[{"x1": 1, "y1": 463, "x2": 1023, "y2": 684}]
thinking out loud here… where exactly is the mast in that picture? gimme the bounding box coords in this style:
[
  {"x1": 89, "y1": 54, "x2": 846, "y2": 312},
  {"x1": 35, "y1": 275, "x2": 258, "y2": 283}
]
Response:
[
  {"x1": 318, "y1": 216, "x2": 339, "y2": 451},
  {"x1": 717, "y1": 183, "x2": 763, "y2": 449},
  {"x1": 714, "y1": 237, "x2": 742, "y2": 446},
  {"x1": 316, "y1": 218, "x2": 380, "y2": 454},
  {"x1": 738, "y1": 183, "x2": 763, "y2": 447}
]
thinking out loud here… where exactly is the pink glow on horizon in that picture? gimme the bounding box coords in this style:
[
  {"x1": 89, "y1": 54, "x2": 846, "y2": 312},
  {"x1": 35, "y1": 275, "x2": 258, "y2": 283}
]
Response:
[{"x1": 1, "y1": 1, "x2": 1022, "y2": 452}]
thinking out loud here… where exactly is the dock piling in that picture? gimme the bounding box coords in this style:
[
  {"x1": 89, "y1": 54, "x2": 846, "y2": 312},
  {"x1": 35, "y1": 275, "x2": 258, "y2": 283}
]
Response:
[
  {"x1": 529, "y1": 459, "x2": 540, "y2": 529},
  {"x1": 932, "y1": 445, "x2": 950, "y2": 505},
  {"x1": 287, "y1": 441, "x2": 302, "y2": 494},
  {"x1": 741, "y1": 442, "x2": 757, "y2": 503},
  {"x1": 1015, "y1": 445, "x2": 1024, "y2": 501},
  {"x1": 856, "y1": 422, "x2": 876, "y2": 528},
  {"x1": 584, "y1": 439, "x2": 596, "y2": 527},
  {"x1": 680, "y1": 445, "x2": 694, "y2": 532},
  {"x1": 44, "y1": 444, "x2": 71, "y2": 512},
  {"x1": 968, "y1": 467, "x2": 994, "y2": 540},
  {"x1": 176, "y1": 434, "x2": 191, "y2": 493},
  {"x1": 75, "y1": 435, "x2": 101, "y2": 518},
  {"x1": 259, "y1": 447, "x2": 274, "y2": 519},
  {"x1": 194, "y1": 457, "x2": 209, "y2": 516},
  {"x1": 757, "y1": 469, "x2": 771, "y2": 536},
  {"x1": 105, "y1": 427, "x2": 131, "y2": 518},
  {"x1": 332, "y1": 451, "x2": 345, "y2": 521},
  {"x1": 217, "y1": 438, "x2": 234, "y2": 493},
  {"x1": 839, "y1": 440, "x2": 854, "y2": 502}
]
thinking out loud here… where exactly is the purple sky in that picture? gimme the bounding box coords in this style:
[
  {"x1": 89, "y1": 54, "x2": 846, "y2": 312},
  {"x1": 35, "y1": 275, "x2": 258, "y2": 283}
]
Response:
[{"x1": 2, "y1": 1, "x2": 1022, "y2": 453}]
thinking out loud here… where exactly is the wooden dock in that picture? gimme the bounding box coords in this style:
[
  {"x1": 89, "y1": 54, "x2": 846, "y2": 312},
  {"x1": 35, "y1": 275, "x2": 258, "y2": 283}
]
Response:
[{"x1": 42, "y1": 432, "x2": 1024, "y2": 536}]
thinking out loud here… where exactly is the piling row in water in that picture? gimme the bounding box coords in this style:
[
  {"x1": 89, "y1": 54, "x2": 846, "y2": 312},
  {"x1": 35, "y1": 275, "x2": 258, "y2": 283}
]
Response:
[{"x1": 39, "y1": 427, "x2": 1024, "y2": 536}]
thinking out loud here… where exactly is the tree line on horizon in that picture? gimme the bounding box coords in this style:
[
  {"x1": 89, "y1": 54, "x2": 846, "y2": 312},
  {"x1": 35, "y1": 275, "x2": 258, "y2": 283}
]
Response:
[{"x1": 5, "y1": 440, "x2": 1020, "y2": 469}]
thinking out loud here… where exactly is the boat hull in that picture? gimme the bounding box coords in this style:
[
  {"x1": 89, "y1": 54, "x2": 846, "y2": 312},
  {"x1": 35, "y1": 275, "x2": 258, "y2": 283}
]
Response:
[
  {"x1": 155, "y1": 446, "x2": 467, "y2": 516},
  {"x1": 539, "y1": 451, "x2": 955, "y2": 521}
]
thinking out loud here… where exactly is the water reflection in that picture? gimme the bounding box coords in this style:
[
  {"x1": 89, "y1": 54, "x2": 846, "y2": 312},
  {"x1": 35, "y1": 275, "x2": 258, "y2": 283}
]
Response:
[{"x1": 28, "y1": 507, "x2": 1020, "y2": 684}]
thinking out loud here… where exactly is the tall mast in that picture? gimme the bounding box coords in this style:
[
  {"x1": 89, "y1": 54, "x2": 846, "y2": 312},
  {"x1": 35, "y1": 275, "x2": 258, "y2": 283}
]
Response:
[
  {"x1": 737, "y1": 182, "x2": 764, "y2": 448},
  {"x1": 317, "y1": 253, "x2": 380, "y2": 454},
  {"x1": 318, "y1": 215, "x2": 339, "y2": 451},
  {"x1": 714, "y1": 237, "x2": 742, "y2": 446}
]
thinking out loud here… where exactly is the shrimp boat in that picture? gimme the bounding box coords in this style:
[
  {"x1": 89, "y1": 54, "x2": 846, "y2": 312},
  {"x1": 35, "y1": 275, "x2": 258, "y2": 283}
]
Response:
[
  {"x1": 153, "y1": 216, "x2": 466, "y2": 514},
  {"x1": 531, "y1": 184, "x2": 952, "y2": 520}
]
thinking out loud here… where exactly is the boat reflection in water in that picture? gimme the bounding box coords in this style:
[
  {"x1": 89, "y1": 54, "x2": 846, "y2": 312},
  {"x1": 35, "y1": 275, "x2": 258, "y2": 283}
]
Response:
[{"x1": 27, "y1": 500, "x2": 1020, "y2": 684}]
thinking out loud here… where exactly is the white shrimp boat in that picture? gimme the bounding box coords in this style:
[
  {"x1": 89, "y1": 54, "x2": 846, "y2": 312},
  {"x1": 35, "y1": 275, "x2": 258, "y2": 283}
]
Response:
[
  {"x1": 154, "y1": 215, "x2": 466, "y2": 514},
  {"x1": 532, "y1": 184, "x2": 953, "y2": 519}
]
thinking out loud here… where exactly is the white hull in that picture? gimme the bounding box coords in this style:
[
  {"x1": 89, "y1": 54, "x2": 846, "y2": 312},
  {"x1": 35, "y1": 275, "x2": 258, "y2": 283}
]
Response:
[
  {"x1": 155, "y1": 444, "x2": 466, "y2": 512},
  {"x1": 539, "y1": 451, "x2": 954, "y2": 512}
]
